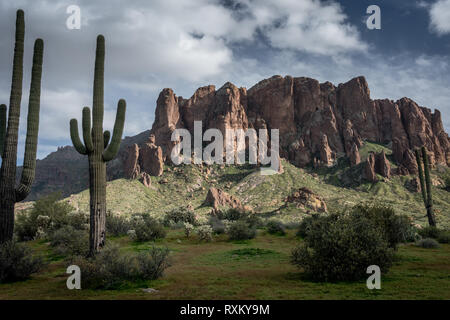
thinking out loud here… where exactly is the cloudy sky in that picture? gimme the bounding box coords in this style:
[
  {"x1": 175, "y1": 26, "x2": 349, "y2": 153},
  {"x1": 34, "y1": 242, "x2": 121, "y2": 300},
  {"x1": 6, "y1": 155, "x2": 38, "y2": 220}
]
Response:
[{"x1": 1, "y1": 0, "x2": 450, "y2": 163}]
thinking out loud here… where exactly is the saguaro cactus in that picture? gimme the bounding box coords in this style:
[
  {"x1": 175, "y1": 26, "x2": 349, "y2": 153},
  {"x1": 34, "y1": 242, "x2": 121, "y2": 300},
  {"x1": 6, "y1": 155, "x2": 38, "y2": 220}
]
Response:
[
  {"x1": 0, "y1": 10, "x2": 44, "y2": 243},
  {"x1": 70, "y1": 35, "x2": 126, "y2": 256},
  {"x1": 415, "y1": 147, "x2": 436, "y2": 227}
]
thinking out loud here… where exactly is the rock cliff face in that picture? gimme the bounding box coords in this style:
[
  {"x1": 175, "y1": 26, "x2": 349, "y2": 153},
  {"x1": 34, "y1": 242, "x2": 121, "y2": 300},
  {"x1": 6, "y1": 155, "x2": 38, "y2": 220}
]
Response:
[
  {"x1": 22, "y1": 75, "x2": 450, "y2": 200},
  {"x1": 150, "y1": 75, "x2": 450, "y2": 173}
]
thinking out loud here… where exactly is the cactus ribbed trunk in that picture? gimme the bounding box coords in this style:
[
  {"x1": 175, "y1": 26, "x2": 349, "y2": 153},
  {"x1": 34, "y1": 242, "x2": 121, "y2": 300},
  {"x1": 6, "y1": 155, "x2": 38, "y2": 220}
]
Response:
[
  {"x1": 70, "y1": 35, "x2": 126, "y2": 256},
  {"x1": 415, "y1": 147, "x2": 436, "y2": 227},
  {"x1": 0, "y1": 10, "x2": 43, "y2": 243},
  {"x1": 88, "y1": 155, "x2": 107, "y2": 254}
]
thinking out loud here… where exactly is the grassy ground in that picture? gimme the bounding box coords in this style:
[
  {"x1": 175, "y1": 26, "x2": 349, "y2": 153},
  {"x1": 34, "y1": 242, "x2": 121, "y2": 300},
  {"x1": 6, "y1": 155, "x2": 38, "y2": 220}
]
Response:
[{"x1": 1, "y1": 229, "x2": 449, "y2": 300}]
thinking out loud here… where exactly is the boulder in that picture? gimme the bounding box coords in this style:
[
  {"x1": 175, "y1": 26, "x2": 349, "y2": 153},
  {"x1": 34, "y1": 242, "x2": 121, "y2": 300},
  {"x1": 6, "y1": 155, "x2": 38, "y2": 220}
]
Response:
[
  {"x1": 204, "y1": 187, "x2": 247, "y2": 212},
  {"x1": 285, "y1": 187, "x2": 327, "y2": 212}
]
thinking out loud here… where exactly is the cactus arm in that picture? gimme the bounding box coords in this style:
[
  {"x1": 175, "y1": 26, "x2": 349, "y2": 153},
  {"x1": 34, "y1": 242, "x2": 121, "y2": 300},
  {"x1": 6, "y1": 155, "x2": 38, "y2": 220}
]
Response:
[
  {"x1": 422, "y1": 147, "x2": 433, "y2": 209},
  {"x1": 82, "y1": 107, "x2": 94, "y2": 152},
  {"x1": 102, "y1": 99, "x2": 126, "y2": 161},
  {"x1": 92, "y1": 35, "x2": 105, "y2": 139},
  {"x1": 415, "y1": 149, "x2": 427, "y2": 207},
  {"x1": 1, "y1": 10, "x2": 25, "y2": 175},
  {"x1": 15, "y1": 39, "x2": 44, "y2": 202},
  {"x1": 70, "y1": 119, "x2": 87, "y2": 155},
  {"x1": 0, "y1": 104, "x2": 6, "y2": 157},
  {"x1": 103, "y1": 130, "x2": 110, "y2": 149}
]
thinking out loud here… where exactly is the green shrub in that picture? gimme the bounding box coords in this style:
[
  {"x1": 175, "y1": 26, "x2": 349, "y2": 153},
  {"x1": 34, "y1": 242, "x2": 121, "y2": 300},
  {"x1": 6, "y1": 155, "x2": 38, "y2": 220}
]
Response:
[
  {"x1": 214, "y1": 208, "x2": 248, "y2": 221},
  {"x1": 184, "y1": 222, "x2": 194, "y2": 238},
  {"x1": 106, "y1": 211, "x2": 131, "y2": 237},
  {"x1": 48, "y1": 225, "x2": 89, "y2": 257},
  {"x1": 209, "y1": 216, "x2": 225, "y2": 234},
  {"x1": 418, "y1": 226, "x2": 440, "y2": 239},
  {"x1": 131, "y1": 214, "x2": 166, "y2": 242},
  {"x1": 444, "y1": 174, "x2": 450, "y2": 191},
  {"x1": 228, "y1": 221, "x2": 256, "y2": 241},
  {"x1": 291, "y1": 212, "x2": 394, "y2": 282},
  {"x1": 437, "y1": 231, "x2": 450, "y2": 244},
  {"x1": 416, "y1": 238, "x2": 440, "y2": 249},
  {"x1": 266, "y1": 220, "x2": 286, "y2": 235},
  {"x1": 296, "y1": 214, "x2": 324, "y2": 238},
  {"x1": 0, "y1": 241, "x2": 45, "y2": 283},
  {"x1": 164, "y1": 207, "x2": 197, "y2": 226},
  {"x1": 351, "y1": 204, "x2": 414, "y2": 248},
  {"x1": 196, "y1": 225, "x2": 213, "y2": 242},
  {"x1": 71, "y1": 244, "x2": 171, "y2": 289},
  {"x1": 15, "y1": 192, "x2": 81, "y2": 241}
]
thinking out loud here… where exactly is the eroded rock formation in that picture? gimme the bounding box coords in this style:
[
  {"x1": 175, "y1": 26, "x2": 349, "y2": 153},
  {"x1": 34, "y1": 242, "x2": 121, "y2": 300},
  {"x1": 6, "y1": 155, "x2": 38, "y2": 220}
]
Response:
[{"x1": 150, "y1": 75, "x2": 450, "y2": 173}]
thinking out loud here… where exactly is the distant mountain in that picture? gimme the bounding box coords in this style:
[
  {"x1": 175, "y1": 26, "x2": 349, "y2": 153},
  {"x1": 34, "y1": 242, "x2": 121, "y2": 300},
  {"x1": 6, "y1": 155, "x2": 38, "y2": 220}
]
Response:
[{"x1": 19, "y1": 130, "x2": 150, "y2": 200}]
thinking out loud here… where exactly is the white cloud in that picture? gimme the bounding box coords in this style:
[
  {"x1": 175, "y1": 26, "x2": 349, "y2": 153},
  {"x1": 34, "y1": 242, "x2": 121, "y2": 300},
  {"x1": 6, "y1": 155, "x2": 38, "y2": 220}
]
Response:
[{"x1": 429, "y1": 0, "x2": 450, "y2": 35}]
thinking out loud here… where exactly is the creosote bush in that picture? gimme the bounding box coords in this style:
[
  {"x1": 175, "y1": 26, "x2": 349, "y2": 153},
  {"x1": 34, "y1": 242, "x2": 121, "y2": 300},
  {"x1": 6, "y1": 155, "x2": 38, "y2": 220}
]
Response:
[
  {"x1": 106, "y1": 211, "x2": 131, "y2": 237},
  {"x1": 0, "y1": 241, "x2": 45, "y2": 283},
  {"x1": 15, "y1": 192, "x2": 79, "y2": 241},
  {"x1": 48, "y1": 225, "x2": 89, "y2": 257},
  {"x1": 416, "y1": 238, "x2": 440, "y2": 249},
  {"x1": 266, "y1": 220, "x2": 286, "y2": 236},
  {"x1": 228, "y1": 221, "x2": 256, "y2": 241},
  {"x1": 350, "y1": 204, "x2": 414, "y2": 248},
  {"x1": 184, "y1": 222, "x2": 194, "y2": 238},
  {"x1": 130, "y1": 214, "x2": 166, "y2": 242},
  {"x1": 71, "y1": 244, "x2": 170, "y2": 289},
  {"x1": 418, "y1": 226, "x2": 440, "y2": 239},
  {"x1": 196, "y1": 225, "x2": 213, "y2": 242},
  {"x1": 208, "y1": 216, "x2": 226, "y2": 234},
  {"x1": 164, "y1": 207, "x2": 197, "y2": 226},
  {"x1": 291, "y1": 208, "x2": 395, "y2": 282}
]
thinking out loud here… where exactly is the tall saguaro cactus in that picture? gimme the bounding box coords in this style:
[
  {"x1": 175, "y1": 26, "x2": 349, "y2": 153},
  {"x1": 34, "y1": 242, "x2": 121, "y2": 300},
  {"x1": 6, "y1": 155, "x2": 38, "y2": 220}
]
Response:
[
  {"x1": 415, "y1": 147, "x2": 437, "y2": 227},
  {"x1": 70, "y1": 35, "x2": 126, "y2": 256},
  {"x1": 0, "y1": 10, "x2": 44, "y2": 243}
]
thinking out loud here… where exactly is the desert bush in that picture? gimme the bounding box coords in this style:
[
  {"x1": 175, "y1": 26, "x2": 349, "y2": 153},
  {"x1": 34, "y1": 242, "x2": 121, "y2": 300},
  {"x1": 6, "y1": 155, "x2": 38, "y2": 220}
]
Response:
[
  {"x1": 437, "y1": 231, "x2": 450, "y2": 244},
  {"x1": 213, "y1": 208, "x2": 248, "y2": 221},
  {"x1": 444, "y1": 174, "x2": 450, "y2": 191},
  {"x1": 0, "y1": 241, "x2": 45, "y2": 283},
  {"x1": 266, "y1": 220, "x2": 286, "y2": 235},
  {"x1": 351, "y1": 204, "x2": 414, "y2": 248},
  {"x1": 71, "y1": 244, "x2": 171, "y2": 289},
  {"x1": 228, "y1": 221, "x2": 256, "y2": 241},
  {"x1": 131, "y1": 214, "x2": 166, "y2": 242},
  {"x1": 291, "y1": 212, "x2": 394, "y2": 282},
  {"x1": 208, "y1": 216, "x2": 226, "y2": 234},
  {"x1": 418, "y1": 226, "x2": 440, "y2": 239},
  {"x1": 48, "y1": 225, "x2": 89, "y2": 257},
  {"x1": 196, "y1": 225, "x2": 213, "y2": 242},
  {"x1": 106, "y1": 211, "x2": 131, "y2": 237},
  {"x1": 164, "y1": 207, "x2": 197, "y2": 226},
  {"x1": 416, "y1": 238, "x2": 440, "y2": 249},
  {"x1": 296, "y1": 214, "x2": 325, "y2": 238},
  {"x1": 184, "y1": 222, "x2": 194, "y2": 238},
  {"x1": 15, "y1": 192, "x2": 86, "y2": 241}
]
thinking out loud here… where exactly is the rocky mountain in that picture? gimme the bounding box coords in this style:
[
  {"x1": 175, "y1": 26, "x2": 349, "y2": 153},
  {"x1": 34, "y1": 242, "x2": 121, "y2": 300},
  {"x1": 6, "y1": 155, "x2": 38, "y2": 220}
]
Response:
[
  {"x1": 150, "y1": 75, "x2": 449, "y2": 171},
  {"x1": 23, "y1": 75, "x2": 450, "y2": 200}
]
